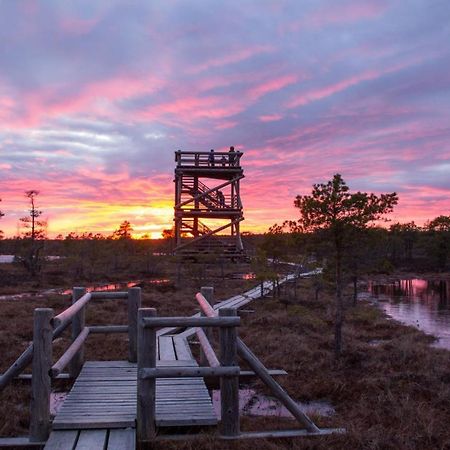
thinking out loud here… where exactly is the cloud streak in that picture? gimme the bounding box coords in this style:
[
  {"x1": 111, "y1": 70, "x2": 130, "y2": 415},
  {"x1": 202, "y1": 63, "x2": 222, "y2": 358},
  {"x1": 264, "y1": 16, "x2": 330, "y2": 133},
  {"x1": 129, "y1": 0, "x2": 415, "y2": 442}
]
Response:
[{"x1": 0, "y1": 0, "x2": 449, "y2": 238}]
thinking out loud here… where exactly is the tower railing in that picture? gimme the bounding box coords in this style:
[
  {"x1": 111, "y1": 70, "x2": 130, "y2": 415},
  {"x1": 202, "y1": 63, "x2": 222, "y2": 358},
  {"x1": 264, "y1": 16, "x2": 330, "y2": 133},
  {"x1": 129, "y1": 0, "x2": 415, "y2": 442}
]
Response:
[{"x1": 175, "y1": 150, "x2": 243, "y2": 168}]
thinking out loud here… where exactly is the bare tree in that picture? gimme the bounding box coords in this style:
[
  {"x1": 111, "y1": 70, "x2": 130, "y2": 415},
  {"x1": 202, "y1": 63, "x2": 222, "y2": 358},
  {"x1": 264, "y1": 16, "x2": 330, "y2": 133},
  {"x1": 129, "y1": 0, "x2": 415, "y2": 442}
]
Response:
[{"x1": 18, "y1": 190, "x2": 47, "y2": 276}]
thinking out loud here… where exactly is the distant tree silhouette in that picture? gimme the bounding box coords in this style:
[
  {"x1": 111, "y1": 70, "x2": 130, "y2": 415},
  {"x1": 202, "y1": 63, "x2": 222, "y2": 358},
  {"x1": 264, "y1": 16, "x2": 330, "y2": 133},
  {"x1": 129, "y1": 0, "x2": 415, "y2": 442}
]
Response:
[
  {"x1": 295, "y1": 174, "x2": 398, "y2": 359},
  {"x1": 425, "y1": 215, "x2": 450, "y2": 270},
  {"x1": 112, "y1": 221, "x2": 134, "y2": 240},
  {"x1": 17, "y1": 190, "x2": 47, "y2": 276},
  {"x1": 389, "y1": 222, "x2": 419, "y2": 262}
]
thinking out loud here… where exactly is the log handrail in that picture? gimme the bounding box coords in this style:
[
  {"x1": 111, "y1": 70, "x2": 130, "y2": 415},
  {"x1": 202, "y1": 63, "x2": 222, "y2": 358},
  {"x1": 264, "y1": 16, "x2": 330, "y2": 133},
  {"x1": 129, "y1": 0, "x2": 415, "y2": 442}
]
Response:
[
  {"x1": 52, "y1": 291, "x2": 92, "y2": 329},
  {"x1": 142, "y1": 316, "x2": 240, "y2": 328},
  {"x1": 195, "y1": 291, "x2": 320, "y2": 433},
  {"x1": 50, "y1": 327, "x2": 90, "y2": 378},
  {"x1": 137, "y1": 307, "x2": 240, "y2": 443},
  {"x1": 196, "y1": 327, "x2": 220, "y2": 368},
  {"x1": 0, "y1": 287, "x2": 142, "y2": 392},
  {"x1": 0, "y1": 319, "x2": 71, "y2": 392},
  {"x1": 140, "y1": 366, "x2": 239, "y2": 379}
]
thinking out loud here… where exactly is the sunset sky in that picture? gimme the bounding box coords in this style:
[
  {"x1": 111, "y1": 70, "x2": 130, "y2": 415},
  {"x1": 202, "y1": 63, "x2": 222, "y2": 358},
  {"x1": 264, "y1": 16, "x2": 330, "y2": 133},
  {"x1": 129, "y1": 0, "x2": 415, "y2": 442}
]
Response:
[{"x1": 0, "y1": 1, "x2": 449, "y2": 238}]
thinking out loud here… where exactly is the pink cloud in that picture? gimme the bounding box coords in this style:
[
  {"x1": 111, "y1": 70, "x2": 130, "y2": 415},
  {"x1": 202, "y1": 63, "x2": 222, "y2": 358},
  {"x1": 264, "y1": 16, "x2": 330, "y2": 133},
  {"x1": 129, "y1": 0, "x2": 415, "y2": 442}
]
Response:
[
  {"x1": 188, "y1": 45, "x2": 274, "y2": 74},
  {"x1": 259, "y1": 114, "x2": 283, "y2": 122},
  {"x1": 5, "y1": 75, "x2": 162, "y2": 128},
  {"x1": 248, "y1": 75, "x2": 297, "y2": 100},
  {"x1": 289, "y1": 0, "x2": 388, "y2": 32},
  {"x1": 287, "y1": 70, "x2": 382, "y2": 108}
]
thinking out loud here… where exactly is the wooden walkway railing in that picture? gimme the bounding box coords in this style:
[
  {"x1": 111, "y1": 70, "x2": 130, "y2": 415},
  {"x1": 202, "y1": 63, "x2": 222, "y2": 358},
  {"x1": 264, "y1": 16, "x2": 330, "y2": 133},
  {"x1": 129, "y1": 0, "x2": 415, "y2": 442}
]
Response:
[
  {"x1": 0, "y1": 269, "x2": 343, "y2": 449},
  {"x1": 0, "y1": 287, "x2": 142, "y2": 444}
]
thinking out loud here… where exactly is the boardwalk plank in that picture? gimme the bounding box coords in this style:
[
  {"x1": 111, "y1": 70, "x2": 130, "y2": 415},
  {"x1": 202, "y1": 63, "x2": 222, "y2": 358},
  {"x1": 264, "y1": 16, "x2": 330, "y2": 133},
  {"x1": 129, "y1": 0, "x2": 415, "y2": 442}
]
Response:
[
  {"x1": 173, "y1": 336, "x2": 194, "y2": 360},
  {"x1": 108, "y1": 428, "x2": 135, "y2": 450},
  {"x1": 158, "y1": 336, "x2": 177, "y2": 360},
  {"x1": 44, "y1": 430, "x2": 78, "y2": 450},
  {"x1": 52, "y1": 359, "x2": 217, "y2": 430},
  {"x1": 75, "y1": 430, "x2": 107, "y2": 450}
]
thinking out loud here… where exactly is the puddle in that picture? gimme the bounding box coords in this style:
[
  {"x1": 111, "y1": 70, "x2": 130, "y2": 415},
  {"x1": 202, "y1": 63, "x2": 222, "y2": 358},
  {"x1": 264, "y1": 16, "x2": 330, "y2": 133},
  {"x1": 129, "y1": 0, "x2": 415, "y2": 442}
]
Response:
[
  {"x1": 363, "y1": 278, "x2": 450, "y2": 350},
  {"x1": 50, "y1": 392, "x2": 68, "y2": 415},
  {"x1": 147, "y1": 279, "x2": 170, "y2": 285},
  {"x1": 0, "y1": 255, "x2": 15, "y2": 264},
  {"x1": 212, "y1": 388, "x2": 334, "y2": 419},
  {"x1": 230, "y1": 273, "x2": 256, "y2": 280},
  {"x1": 0, "y1": 278, "x2": 171, "y2": 301},
  {"x1": 0, "y1": 254, "x2": 63, "y2": 264}
]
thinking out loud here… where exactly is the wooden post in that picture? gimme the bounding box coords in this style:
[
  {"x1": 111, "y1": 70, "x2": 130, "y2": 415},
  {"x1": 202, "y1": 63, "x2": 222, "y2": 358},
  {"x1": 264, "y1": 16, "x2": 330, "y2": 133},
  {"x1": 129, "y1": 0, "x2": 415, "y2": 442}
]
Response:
[
  {"x1": 69, "y1": 287, "x2": 86, "y2": 378},
  {"x1": 219, "y1": 308, "x2": 239, "y2": 437},
  {"x1": 137, "y1": 308, "x2": 157, "y2": 447},
  {"x1": 128, "y1": 287, "x2": 141, "y2": 363},
  {"x1": 30, "y1": 308, "x2": 53, "y2": 442},
  {"x1": 200, "y1": 287, "x2": 214, "y2": 367}
]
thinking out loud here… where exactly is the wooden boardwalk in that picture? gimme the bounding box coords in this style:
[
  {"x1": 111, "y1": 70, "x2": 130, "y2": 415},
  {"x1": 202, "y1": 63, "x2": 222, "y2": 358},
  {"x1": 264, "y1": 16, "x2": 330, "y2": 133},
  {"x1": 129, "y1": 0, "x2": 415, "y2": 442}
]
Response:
[
  {"x1": 46, "y1": 334, "x2": 217, "y2": 448},
  {"x1": 0, "y1": 269, "x2": 332, "y2": 448}
]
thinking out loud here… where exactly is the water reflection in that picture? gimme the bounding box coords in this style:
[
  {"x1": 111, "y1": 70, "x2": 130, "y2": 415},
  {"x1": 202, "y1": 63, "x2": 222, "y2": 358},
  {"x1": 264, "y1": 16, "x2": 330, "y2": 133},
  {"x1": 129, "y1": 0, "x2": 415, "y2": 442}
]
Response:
[
  {"x1": 366, "y1": 279, "x2": 450, "y2": 349},
  {"x1": 0, "y1": 278, "x2": 170, "y2": 301}
]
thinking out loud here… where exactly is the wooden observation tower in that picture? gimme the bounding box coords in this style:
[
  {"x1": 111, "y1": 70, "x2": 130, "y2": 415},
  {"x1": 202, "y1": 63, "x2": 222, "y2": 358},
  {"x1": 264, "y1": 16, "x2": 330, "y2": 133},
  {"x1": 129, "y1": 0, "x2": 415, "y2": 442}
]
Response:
[{"x1": 173, "y1": 149, "x2": 244, "y2": 258}]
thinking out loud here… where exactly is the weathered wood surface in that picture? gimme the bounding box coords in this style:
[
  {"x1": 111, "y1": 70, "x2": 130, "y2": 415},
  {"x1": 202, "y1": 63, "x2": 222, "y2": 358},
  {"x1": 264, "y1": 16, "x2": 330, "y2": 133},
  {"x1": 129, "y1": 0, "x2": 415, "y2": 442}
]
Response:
[
  {"x1": 0, "y1": 311, "x2": 71, "y2": 392},
  {"x1": 141, "y1": 366, "x2": 239, "y2": 379},
  {"x1": 195, "y1": 288, "x2": 321, "y2": 433},
  {"x1": 69, "y1": 287, "x2": 86, "y2": 378},
  {"x1": 44, "y1": 428, "x2": 135, "y2": 450},
  {"x1": 219, "y1": 308, "x2": 239, "y2": 437},
  {"x1": 0, "y1": 437, "x2": 45, "y2": 448},
  {"x1": 159, "y1": 336, "x2": 176, "y2": 360},
  {"x1": 30, "y1": 308, "x2": 53, "y2": 442},
  {"x1": 53, "y1": 354, "x2": 217, "y2": 430},
  {"x1": 137, "y1": 308, "x2": 157, "y2": 443},
  {"x1": 196, "y1": 327, "x2": 220, "y2": 367},
  {"x1": 144, "y1": 316, "x2": 240, "y2": 328},
  {"x1": 52, "y1": 290, "x2": 91, "y2": 329},
  {"x1": 127, "y1": 287, "x2": 141, "y2": 363},
  {"x1": 51, "y1": 326, "x2": 89, "y2": 378}
]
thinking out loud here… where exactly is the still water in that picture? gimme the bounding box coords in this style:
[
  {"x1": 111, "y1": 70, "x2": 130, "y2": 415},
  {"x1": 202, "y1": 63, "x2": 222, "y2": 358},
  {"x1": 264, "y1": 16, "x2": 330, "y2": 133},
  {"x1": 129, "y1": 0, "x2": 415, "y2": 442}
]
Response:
[{"x1": 366, "y1": 279, "x2": 450, "y2": 349}]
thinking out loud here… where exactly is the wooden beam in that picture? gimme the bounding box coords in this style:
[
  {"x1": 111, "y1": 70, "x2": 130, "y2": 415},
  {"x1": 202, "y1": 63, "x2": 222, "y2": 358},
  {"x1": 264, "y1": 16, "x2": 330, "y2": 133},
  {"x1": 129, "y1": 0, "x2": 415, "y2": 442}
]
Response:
[
  {"x1": 137, "y1": 308, "x2": 157, "y2": 444},
  {"x1": 140, "y1": 366, "x2": 239, "y2": 379},
  {"x1": 176, "y1": 175, "x2": 244, "y2": 208},
  {"x1": 88, "y1": 325, "x2": 128, "y2": 334},
  {"x1": 51, "y1": 290, "x2": 91, "y2": 329},
  {"x1": 152, "y1": 427, "x2": 345, "y2": 441},
  {"x1": 0, "y1": 316, "x2": 71, "y2": 392},
  {"x1": 30, "y1": 308, "x2": 53, "y2": 442},
  {"x1": 219, "y1": 308, "x2": 239, "y2": 437},
  {"x1": 50, "y1": 327, "x2": 90, "y2": 378},
  {"x1": 174, "y1": 218, "x2": 243, "y2": 251},
  {"x1": 195, "y1": 292, "x2": 321, "y2": 433},
  {"x1": 196, "y1": 328, "x2": 220, "y2": 368},
  {"x1": 142, "y1": 316, "x2": 240, "y2": 328},
  {"x1": 69, "y1": 287, "x2": 86, "y2": 378},
  {"x1": 91, "y1": 291, "x2": 128, "y2": 299},
  {"x1": 128, "y1": 287, "x2": 141, "y2": 362},
  {"x1": 0, "y1": 437, "x2": 46, "y2": 448}
]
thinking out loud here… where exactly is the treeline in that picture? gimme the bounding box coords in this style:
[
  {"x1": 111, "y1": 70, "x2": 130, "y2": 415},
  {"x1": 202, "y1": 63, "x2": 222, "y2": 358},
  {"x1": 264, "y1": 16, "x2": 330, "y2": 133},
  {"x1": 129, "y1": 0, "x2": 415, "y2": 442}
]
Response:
[{"x1": 257, "y1": 215, "x2": 450, "y2": 273}]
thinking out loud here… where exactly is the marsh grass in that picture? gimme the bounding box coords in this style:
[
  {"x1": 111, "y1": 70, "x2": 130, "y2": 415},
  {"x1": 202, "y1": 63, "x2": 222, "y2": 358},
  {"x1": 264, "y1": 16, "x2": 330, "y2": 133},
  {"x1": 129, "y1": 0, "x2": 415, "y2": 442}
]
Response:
[{"x1": 1, "y1": 265, "x2": 450, "y2": 449}]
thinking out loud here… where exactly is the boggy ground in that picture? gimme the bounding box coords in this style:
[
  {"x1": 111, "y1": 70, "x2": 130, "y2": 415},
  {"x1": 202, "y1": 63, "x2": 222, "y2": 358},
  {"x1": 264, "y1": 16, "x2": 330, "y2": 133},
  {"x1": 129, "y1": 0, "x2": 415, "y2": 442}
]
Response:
[{"x1": 1, "y1": 262, "x2": 450, "y2": 449}]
